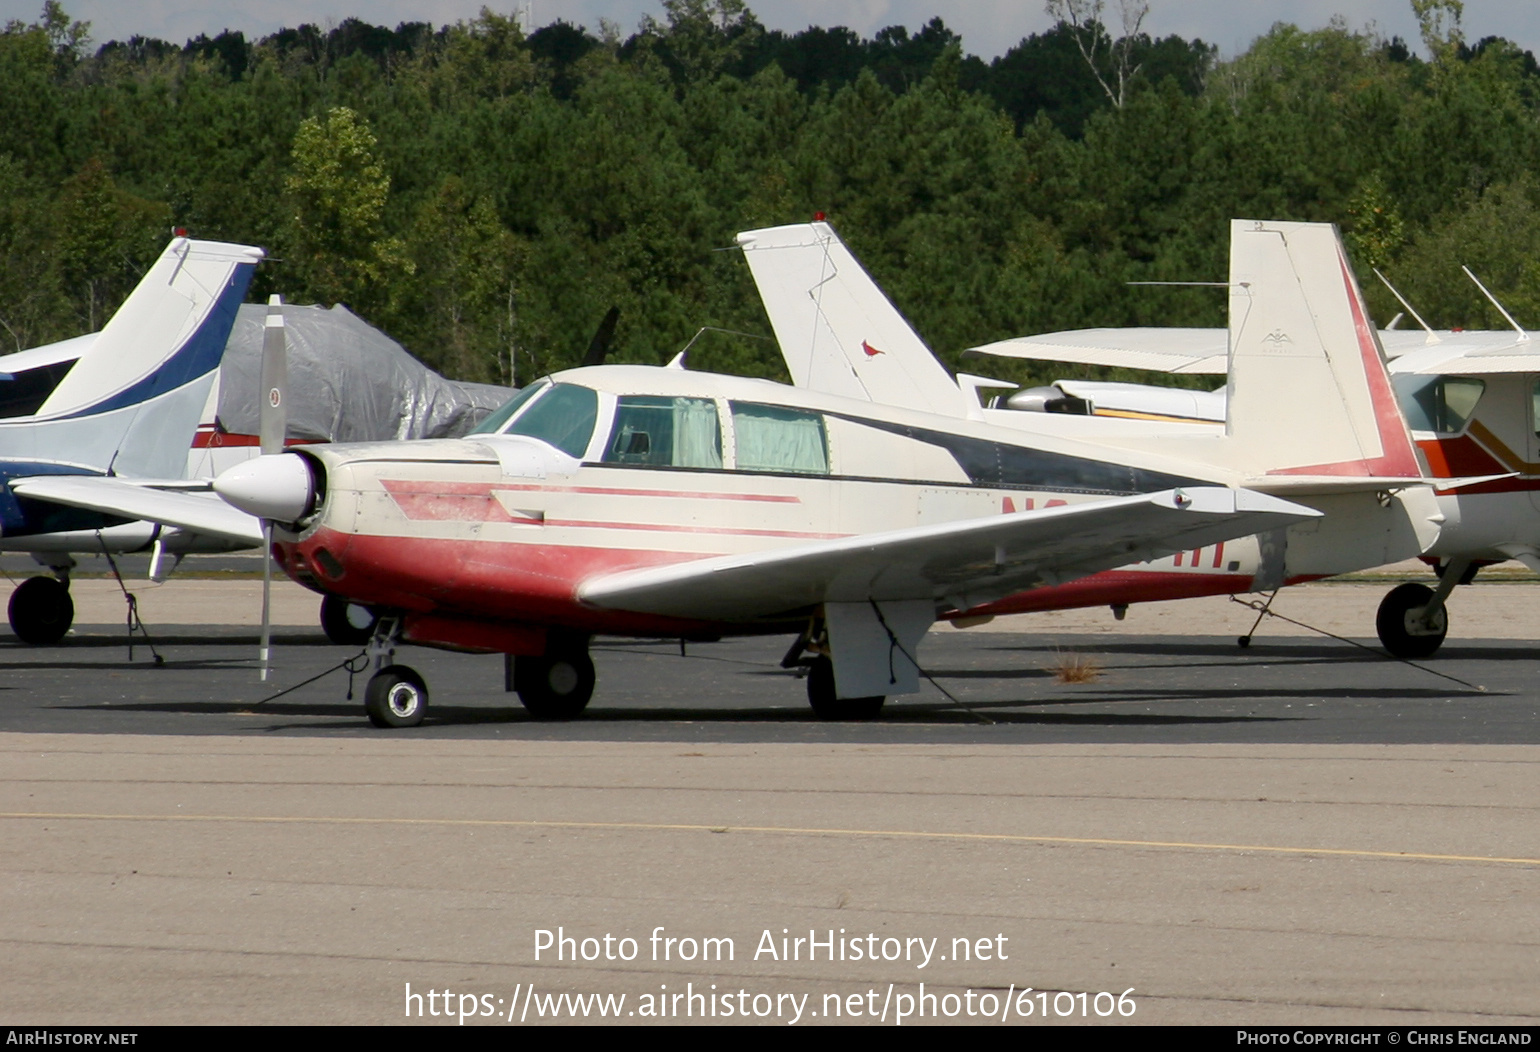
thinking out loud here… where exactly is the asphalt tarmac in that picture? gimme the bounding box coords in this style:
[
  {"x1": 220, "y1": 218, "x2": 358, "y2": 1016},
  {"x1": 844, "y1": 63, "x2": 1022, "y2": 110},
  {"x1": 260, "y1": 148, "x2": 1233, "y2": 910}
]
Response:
[
  {"x1": 1, "y1": 579, "x2": 1537, "y2": 1026},
  {"x1": 0, "y1": 622, "x2": 1532, "y2": 744}
]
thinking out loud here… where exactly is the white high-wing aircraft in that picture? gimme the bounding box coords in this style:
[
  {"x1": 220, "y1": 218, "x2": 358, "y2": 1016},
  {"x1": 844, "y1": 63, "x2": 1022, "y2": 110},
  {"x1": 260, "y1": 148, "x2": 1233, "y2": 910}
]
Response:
[
  {"x1": 970, "y1": 315, "x2": 1540, "y2": 658},
  {"x1": 0, "y1": 237, "x2": 266, "y2": 642},
  {"x1": 209, "y1": 218, "x2": 1434, "y2": 728}
]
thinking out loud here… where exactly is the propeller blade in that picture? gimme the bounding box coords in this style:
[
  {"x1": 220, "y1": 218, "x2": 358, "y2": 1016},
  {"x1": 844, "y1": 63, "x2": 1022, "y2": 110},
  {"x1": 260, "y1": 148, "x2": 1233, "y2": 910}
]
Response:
[
  {"x1": 259, "y1": 520, "x2": 273, "y2": 681},
  {"x1": 259, "y1": 294, "x2": 287, "y2": 456},
  {"x1": 257, "y1": 293, "x2": 286, "y2": 678},
  {"x1": 580, "y1": 306, "x2": 620, "y2": 367}
]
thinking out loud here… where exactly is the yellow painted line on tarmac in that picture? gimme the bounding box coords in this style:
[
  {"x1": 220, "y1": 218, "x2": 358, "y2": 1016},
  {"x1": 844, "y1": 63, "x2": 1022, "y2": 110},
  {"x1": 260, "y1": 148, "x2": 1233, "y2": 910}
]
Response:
[{"x1": 4, "y1": 810, "x2": 1538, "y2": 867}]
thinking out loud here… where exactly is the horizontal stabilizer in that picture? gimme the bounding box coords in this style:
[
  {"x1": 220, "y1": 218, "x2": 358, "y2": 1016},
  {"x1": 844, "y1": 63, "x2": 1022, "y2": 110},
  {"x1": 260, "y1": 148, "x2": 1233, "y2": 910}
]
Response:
[
  {"x1": 10, "y1": 475, "x2": 264, "y2": 546},
  {"x1": 581, "y1": 486, "x2": 1317, "y2": 621},
  {"x1": 968, "y1": 328, "x2": 1228, "y2": 374}
]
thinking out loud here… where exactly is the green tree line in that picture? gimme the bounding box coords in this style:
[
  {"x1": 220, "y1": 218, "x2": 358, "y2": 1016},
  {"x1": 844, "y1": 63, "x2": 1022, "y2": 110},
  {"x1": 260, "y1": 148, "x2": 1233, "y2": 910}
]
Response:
[{"x1": 2, "y1": 0, "x2": 1539, "y2": 391}]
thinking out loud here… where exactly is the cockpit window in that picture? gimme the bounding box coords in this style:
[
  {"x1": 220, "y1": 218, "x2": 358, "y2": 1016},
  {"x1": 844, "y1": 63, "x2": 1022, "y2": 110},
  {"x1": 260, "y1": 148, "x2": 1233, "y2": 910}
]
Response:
[
  {"x1": 491, "y1": 382, "x2": 598, "y2": 457},
  {"x1": 1393, "y1": 375, "x2": 1485, "y2": 435},
  {"x1": 602, "y1": 396, "x2": 722, "y2": 469},
  {"x1": 469, "y1": 381, "x2": 547, "y2": 435},
  {"x1": 731, "y1": 403, "x2": 829, "y2": 475}
]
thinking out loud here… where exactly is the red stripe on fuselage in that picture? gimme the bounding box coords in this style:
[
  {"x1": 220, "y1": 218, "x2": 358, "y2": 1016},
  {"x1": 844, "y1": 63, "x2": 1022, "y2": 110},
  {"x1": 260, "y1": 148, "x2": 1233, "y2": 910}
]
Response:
[
  {"x1": 496, "y1": 482, "x2": 801, "y2": 503},
  {"x1": 379, "y1": 478, "x2": 838, "y2": 537},
  {"x1": 1416, "y1": 435, "x2": 1505, "y2": 479},
  {"x1": 542, "y1": 519, "x2": 845, "y2": 539},
  {"x1": 382, "y1": 477, "x2": 799, "y2": 503}
]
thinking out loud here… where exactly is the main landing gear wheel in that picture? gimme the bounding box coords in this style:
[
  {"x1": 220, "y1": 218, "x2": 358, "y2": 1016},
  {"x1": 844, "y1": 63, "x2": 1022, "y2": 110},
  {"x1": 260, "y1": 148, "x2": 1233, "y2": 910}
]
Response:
[
  {"x1": 514, "y1": 650, "x2": 595, "y2": 719},
  {"x1": 8, "y1": 576, "x2": 73, "y2": 645},
  {"x1": 1376, "y1": 582, "x2": 1448, "y2": 660},
  {"x1": 320, "y1": 594, "x2": 378, "y2": 646},
  {"x1": 805, "y1": 656, "x2": 885, "y2": 721},
  {"x1": 364, "y1": 664, "x2": 429, "y2": 728}
]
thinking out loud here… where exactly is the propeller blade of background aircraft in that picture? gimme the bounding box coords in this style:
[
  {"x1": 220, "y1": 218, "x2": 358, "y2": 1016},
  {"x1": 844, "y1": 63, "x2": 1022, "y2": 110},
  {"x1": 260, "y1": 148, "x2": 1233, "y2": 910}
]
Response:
[{"x1": 580, "y1": 306, "x2": 620, "y2": 368}]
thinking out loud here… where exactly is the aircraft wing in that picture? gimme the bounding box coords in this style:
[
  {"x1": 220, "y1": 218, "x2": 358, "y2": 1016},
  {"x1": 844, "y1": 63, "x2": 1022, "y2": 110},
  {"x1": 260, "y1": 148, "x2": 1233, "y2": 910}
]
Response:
[
  {"x1": 965, "y1": 328, "x2": 1229, "y2": 374},
  {"x1": 1388, "y1": 331, "x2": 1540, "y2": 375},
  {"x1": 9, "y1": 476, "x2": 264, "y2": 546},
  {"x1": 967, "y1": 327, "x2": 1540, "y2": 378},
  {"x1": 580, "y1": 486, "x2": 1316, "y2": 621}
]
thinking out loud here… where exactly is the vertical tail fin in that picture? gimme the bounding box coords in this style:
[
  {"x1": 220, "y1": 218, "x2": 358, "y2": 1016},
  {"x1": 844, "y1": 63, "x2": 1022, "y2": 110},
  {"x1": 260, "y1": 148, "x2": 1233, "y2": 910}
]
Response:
[
  {"x1": 737, "y1": 222, "x2": 970, "y2": 417},
  {"x1": 32, "y1": 237, "x2": 263, "y2": 477},
  {"x1": 1224, "y1": 220, "x2": 1420, "y2": 479}
]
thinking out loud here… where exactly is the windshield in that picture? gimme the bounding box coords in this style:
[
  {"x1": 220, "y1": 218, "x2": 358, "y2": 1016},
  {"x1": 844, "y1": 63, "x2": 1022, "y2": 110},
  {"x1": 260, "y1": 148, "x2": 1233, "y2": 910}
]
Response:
[
  {"x1": 501, "y1": 383, "x2": 598, "y2": 457},
  {"x1": 1392, "y1": 375, "x2": 1484, "y2": 435},
  {"x1": 469, "y1": 382, "x2": 547, "y2": 436}
]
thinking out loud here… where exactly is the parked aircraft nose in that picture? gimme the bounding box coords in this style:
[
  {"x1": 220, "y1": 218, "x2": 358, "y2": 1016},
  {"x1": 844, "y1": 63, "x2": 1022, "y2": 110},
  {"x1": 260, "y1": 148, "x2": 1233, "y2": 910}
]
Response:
[{"x1": 214, "y1": 454, "x2": 317, "y2": 524}]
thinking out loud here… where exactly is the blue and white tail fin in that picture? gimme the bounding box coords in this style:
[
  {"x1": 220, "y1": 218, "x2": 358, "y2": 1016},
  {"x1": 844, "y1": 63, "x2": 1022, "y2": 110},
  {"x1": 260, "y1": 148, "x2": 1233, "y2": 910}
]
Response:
[
  {"x1": 736, "y1": 222, "x2": 971, "y2": 418},
  {"x1": 3, "y1": 237, "x2": 262, "y2": 478}
]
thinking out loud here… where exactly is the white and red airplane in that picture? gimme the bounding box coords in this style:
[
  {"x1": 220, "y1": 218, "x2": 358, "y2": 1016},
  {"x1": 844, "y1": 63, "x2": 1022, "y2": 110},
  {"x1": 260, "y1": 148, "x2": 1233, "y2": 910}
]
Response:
[
  {"x1": 968, "y1": 273, "x2": 1540, "y2": 658},
  {"x1": 209, "y1": 218, "x2": 1439, "y2": 727}
]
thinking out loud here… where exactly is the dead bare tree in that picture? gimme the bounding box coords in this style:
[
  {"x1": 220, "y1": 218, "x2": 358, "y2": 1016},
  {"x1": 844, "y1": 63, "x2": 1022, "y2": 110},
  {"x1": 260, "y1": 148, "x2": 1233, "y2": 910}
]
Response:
[{"x1": 1045, "y1": 0, "x2": 1150, "y2": 108}]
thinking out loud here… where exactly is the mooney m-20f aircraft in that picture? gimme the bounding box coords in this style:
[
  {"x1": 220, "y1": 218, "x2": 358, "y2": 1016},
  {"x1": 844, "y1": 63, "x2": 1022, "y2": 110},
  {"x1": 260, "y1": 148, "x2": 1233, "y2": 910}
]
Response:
[
  {"x1": 967, "y1": 280, "x2": 1540, "y2": 658},
  {"x1": 0, "y1": 237, "x2": 265, "y2": 643},
  {"x1": 211, "y1": 218, "x2": 1439, "y2": 727}
]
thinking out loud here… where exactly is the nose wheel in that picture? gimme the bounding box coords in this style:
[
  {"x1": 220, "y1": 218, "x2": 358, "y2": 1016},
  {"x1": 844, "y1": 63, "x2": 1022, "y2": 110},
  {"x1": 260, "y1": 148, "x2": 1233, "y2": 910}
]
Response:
[
  {"x1": 364, "y1": 664, "x2": 429, "y2": 727},
  {"x1": 359, "y1": 616, "x2": 430, "y2": 727}
]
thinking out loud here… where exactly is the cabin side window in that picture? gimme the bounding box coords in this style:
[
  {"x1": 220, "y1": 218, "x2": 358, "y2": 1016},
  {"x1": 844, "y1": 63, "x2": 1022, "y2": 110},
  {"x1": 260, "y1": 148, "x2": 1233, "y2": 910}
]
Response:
[
  {"x1": 730, "y1": 402, "x2": 829, "y2": 475},
  {"x1": 1392, "y1": 375, "x2": 1485, "y2": 435},
  {"x1": 601, "y1": 396, "x2": 723, "y2": 469},
  {"x1": 489, "y1": 382, "x2": 598, "y2": 458}
]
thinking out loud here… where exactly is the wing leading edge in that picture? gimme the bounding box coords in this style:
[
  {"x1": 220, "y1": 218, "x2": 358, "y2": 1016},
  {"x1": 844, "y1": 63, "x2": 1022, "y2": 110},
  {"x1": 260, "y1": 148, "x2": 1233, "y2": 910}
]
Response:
[{"x1": 580, "y1": 486, "x2": 1317, "y2": 622}]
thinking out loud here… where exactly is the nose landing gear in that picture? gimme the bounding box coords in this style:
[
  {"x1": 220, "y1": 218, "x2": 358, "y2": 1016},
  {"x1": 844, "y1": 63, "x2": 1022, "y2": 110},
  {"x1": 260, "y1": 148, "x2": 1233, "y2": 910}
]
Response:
[{"x1": 360, "y1": 617, "x2": 430, "y2": 728}]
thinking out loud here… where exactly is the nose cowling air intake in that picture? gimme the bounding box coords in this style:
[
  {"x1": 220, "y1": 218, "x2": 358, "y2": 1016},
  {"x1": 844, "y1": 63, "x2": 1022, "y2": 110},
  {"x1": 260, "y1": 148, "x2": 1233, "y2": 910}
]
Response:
[{"x1": 215, "y1": 453, "x2": 319, "y2": 526}]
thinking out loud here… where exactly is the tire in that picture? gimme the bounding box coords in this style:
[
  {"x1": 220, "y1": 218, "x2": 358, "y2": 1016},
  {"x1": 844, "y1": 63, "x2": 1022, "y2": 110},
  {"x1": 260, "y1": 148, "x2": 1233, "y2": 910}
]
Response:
[
  {"x1": 9, "y1": 576, "x2": 74, "y2": 645},
  {"x1": 364, "y1": 665, "x2": 429, "y2": 728},
  {"x1": 1376, "y1": 582, "x2": 1448, "y2": 659},
  {"x1": 320, "y1": 594, "x2": 376, "y2": 646},
  {"x1": 514, "y1": 651, "x2": 595, "y2": 719},
  {"x1": 805, "y1": 656, "x2": 885, "y2": 721}
]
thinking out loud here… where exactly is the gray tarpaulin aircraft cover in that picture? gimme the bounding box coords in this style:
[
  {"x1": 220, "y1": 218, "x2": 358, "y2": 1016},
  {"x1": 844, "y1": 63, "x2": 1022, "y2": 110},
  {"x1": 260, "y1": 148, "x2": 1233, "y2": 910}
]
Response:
[{"x1": 215, "y1": 303, "x2": 513, "y2": 442}]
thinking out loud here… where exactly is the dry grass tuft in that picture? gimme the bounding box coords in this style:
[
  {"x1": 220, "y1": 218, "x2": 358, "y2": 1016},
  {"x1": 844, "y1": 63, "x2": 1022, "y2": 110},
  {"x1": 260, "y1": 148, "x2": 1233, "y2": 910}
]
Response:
[{"x1": 1049, "y1": 650, "x2": 1104, "y2": 684}]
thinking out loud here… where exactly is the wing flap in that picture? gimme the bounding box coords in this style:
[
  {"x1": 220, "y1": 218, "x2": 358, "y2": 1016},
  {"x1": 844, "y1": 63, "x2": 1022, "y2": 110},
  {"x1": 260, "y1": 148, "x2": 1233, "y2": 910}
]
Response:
[
  {"x1": 580, "y1": 486, "x2": 1317, "y2": 621},
  {"x1": 10, "y1": 476, "x2": 264, "y2": 546}
]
